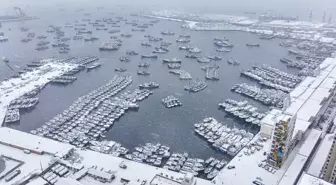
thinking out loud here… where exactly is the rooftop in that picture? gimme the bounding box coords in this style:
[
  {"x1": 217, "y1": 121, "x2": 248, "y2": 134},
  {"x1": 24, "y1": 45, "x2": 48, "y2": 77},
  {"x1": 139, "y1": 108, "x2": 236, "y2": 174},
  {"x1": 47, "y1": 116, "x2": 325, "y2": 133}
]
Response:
[
  {"x1": 307, "y1": 133, "x2": 335, "y2": 177},
  {"x1": 0, "y1": 127, "x2": 73, "y2": 157},
  {"x1": 297, "y1": 173, "x2": 333, "y2": 185}
]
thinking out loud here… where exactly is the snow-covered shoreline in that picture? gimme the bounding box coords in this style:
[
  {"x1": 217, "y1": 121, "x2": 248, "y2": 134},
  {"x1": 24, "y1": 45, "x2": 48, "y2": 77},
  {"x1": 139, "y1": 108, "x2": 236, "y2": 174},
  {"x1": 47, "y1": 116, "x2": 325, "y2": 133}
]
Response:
[
  {"x1": 0, "y1": 60, "x2": 77, "y2": 125},
  {"x1": 144, "y1": 10, "x2": 336, "y2": 44}
]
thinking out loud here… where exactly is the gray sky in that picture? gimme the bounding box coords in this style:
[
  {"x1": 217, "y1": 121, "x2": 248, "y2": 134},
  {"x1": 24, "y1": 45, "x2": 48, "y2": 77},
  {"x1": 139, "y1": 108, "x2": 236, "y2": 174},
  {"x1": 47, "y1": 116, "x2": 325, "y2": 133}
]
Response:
[{"x1": 1, "y1": 0, "x2": 335, "y2": 21}]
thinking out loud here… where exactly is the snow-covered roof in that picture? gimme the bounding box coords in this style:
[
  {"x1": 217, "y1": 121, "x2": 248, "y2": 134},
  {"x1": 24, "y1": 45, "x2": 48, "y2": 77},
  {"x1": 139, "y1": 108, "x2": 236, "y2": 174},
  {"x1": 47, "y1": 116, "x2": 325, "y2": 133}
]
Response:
[
  {"x1": 284, "y1": 99, "x2": 305, "y2": 116},
  {"x1": 320, "y1": 77, "x2": 336, "y2": 89},
  {"x1": 0, "y1": 127, "x2": 73, "y2": 157},
  {"x1": 320, "y1": 58, "x2": 336, "y2": 69},
  {"x1": 290, "y1": 85, "x2": 309, "y2": 99},
  {"x1": 296, "y1": 98, "x2": 322, "y2": 122},
  {"x1": 292, "y1": 119, "x2": 311, "y2": 139},
  {"x1": 55, "y1": 177, "x2": 84, "y2": 185},
  {"x1": 297, "y1": 173, "x2": 333, "y2": 185},
  {"x1": 299, "y1": 76, "x2": 316, "y2": 87},
  {"x1": 298, "y1": 129, "x2": 322, "y2": 157},
  {"x1": 59, "y1": 159, "x2": 84, "y2": 171},
  {"x1": 87, "y1": 168, "x2": 115, "y2": 180},
  {"x1": 328, "y1": 65, "x2": 336, "y2": 79},
  {"x1": 307, "y1": 133, "x2": 335, "y2": 177},
  {"x1": 214, "y1": 135, "x2": 296, "y2": 185},
  {"x1": 26, "y1": 177, "x2": 48, "y2": 185},
  {"x1": 297, "y1": 88, "x2": 315, "y2": 102},
  {"x1": 0, "y1": 138, "x2": 52, "y2": 184},
  {"x1": 310, "y1": 77, "x2": 325, "y2": 89},
  {"x1": 278, "y1": 154, "x2": 307, "y2": 185},
  {"x1": 260, "y1": 109, "x2": 283, "y2": 126},
  {"x1": 309, "y1": 87, "x2": 332, "y2": 102}
]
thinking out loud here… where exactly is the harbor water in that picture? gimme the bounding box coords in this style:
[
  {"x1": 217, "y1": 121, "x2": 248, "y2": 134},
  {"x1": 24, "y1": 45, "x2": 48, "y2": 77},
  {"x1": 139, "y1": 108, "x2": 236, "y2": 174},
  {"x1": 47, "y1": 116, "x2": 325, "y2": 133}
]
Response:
[{"x1": 0, "y1": 9, "x2": 300, "y2": 160}]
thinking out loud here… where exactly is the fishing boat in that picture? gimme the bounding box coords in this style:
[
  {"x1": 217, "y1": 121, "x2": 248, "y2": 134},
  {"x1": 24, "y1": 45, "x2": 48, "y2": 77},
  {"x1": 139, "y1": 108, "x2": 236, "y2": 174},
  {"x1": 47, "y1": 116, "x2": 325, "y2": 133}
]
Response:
[
  {"x1": 246, "y1": 43, "x2": 260, "y2": 47},
  {"x1": 86, "y1": 63, "x2": 101, "y2": 71},
  {"x1": 138, "y1": 62, "x2": 150, "y2": 68},
  {"x1": 119, "y1": 56, "x2": 131, "y2": 62},
  {"x1": 137, "y1": 70, "x2": 150, "y2": 76},
  {"x1": 141, "y1": 54, "x2": 158, "y2": 59},
  {"x1": 141, "y1": 42, "x2": 152, "y2": 47},
  {"x1": 115, "y1": 68, "x2": 127, "y2": 72},
  {"x1": 227, "y1": 58, "x2": 240, "y2": 65},
  {"x1": 139, "y1": 82, "x2": 159, "y2": 89},
  {"x1": 184, "y1": 80, "x2": 207, "y2": 92},
  {"x1": 2, "y1": 57, "x2": 9, "y2": 62},
  {"x1": 162, "y1": 58, "x2": 182, "y2": 63},
  {"x1": 216, "y1": 48, "x2": 230, "y2": 52}
]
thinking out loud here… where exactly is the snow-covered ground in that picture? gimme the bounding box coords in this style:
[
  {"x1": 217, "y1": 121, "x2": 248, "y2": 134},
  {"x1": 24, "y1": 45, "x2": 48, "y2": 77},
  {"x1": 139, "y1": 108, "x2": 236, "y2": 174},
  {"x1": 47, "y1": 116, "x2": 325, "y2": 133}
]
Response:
[{"x1": 0, "y1": 61, "x2": 77, "y2": 125}]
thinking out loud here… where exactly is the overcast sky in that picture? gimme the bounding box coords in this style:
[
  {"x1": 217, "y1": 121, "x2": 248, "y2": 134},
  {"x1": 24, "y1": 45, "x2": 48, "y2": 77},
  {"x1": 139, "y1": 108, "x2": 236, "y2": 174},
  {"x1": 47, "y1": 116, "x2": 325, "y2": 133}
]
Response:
[{"x1": 1, "y1": 0, "x2": 335, "y2": 20}]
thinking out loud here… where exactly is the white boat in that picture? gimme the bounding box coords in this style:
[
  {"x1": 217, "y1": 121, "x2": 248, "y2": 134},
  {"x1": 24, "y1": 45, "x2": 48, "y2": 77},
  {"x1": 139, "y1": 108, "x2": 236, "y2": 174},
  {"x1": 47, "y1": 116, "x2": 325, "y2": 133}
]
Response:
[{"x1": 2, "y1": 57, "x2": 9, "y2": 62}]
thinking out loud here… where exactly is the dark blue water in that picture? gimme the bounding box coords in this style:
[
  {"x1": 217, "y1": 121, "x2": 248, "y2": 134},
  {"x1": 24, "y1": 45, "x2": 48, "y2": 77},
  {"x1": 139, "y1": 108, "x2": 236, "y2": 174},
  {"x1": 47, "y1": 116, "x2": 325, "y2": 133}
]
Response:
[{"x1": 0, "y1": 8, "x2": 299, "y2": 159}]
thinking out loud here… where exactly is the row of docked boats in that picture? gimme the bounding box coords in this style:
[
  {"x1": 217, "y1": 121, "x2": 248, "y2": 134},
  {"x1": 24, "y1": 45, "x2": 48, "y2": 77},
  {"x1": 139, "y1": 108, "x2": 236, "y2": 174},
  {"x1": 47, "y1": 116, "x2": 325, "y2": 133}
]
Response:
[
  {"x1": 29, "y1": 75, "x2": 151, "y2": 147},
  {"x1": 280, "y1": 57, "x2": 319, "y2": 70},
  {"x1": 8, "y1": 97, "x2": 39, "y2": 109},
  {"x1": 125, "y1": 143, "x2": 170, "y2": 166},
  {"x1": 88, "y1": 140, "x2": 129, "y2": 156},
  {"x1": 231, "y1": 83, "x2": 287, "y2": 108},
  {"x1": 164, "y1": 153, "x2": 226, "y2": 179},
  {"x1": 194, "y1": 117, "x2": 254, "y2": 157},
  {"x1": 162, "y1": 95, "x2": 182, "y2": 108},
  {"x1": 241, "y1": 65, "x2": 301, "y2": 92},
  {"x1": 51, "y1": 76, "x2": 77, "y2": 84},
  {"x1": 219, "y1": 99, "x2": 267, "y2": 126},
  {"x1": 4, "y1": 109, "x2": 20, "y2": 123}
]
